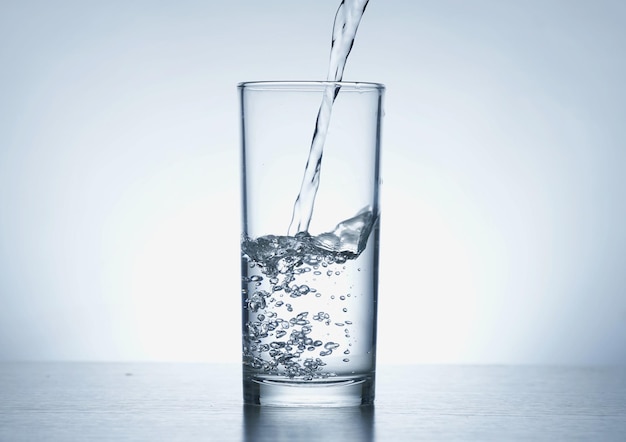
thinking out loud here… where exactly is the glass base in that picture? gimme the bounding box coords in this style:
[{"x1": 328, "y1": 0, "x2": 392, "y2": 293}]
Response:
[{"x1": 243, "y1": 375, "x2": 375, "y2": 407}]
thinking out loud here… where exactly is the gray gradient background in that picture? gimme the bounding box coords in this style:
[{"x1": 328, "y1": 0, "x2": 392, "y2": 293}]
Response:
[{"x1": 1, "y1": 0, "x2": 625, "y2": 364}]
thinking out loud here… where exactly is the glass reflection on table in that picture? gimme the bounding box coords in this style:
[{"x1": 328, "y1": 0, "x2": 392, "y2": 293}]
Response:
[{"x1": 243, "y1": 404, "x2": 374, "y2": 442}]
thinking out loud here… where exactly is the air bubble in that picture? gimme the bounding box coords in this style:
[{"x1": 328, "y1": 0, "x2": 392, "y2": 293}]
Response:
[
  {"x1": 324, "y1": 342, "x2": 340, "y2": 350},
  {"x1": 298, "y1": 285, "x2": 310, "y2": 295},
  {"x1": 247, "y1": 295, "x2": 266, "y2": 312}
]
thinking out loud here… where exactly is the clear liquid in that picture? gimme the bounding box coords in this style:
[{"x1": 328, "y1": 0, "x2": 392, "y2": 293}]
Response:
[
  {"x1": 287, "y1": 0, "x2": 370, "y2": 235},
  {"x1": 242, "y1": 209, "x2": 378, "y2": 381},
  {"x1": 242, "y1": 0, "x2": 375, "y2": 383}
]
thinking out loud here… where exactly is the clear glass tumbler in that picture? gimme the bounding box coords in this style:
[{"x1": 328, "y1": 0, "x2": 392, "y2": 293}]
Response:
[{"x1": 239, "y1": 81, "x2": 384, "y2": 406}]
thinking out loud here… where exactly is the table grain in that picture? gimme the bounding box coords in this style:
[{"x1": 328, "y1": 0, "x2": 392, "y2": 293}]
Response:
[{"x1": 1, "y1": 363, "x2": 625, "y2": 441}]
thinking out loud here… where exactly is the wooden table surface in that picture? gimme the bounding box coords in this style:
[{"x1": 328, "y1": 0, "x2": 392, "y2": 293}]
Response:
[{"x1": 1, "y1": 363, "x2": 625, "y2": 441}]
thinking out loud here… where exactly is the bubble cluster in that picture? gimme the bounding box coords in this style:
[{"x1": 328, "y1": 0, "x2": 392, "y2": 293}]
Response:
[{"x1": 242, "y1": 234, "x2": 360, "y2": 380}]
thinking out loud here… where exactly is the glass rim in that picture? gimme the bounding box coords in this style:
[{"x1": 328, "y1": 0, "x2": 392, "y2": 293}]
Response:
[{"x1": 238, "y1": 81, "x2": 385, "y2": 91}]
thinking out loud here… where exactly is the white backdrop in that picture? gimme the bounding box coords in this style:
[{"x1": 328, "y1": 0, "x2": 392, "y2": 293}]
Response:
[{"x1": 1, "y1": 0, "x2": 625, "y2": 365}]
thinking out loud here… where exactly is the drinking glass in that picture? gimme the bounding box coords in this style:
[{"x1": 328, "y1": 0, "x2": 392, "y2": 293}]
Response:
[{"x1": 239, "y1": 81, "x2": 384, "y2": 406}]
